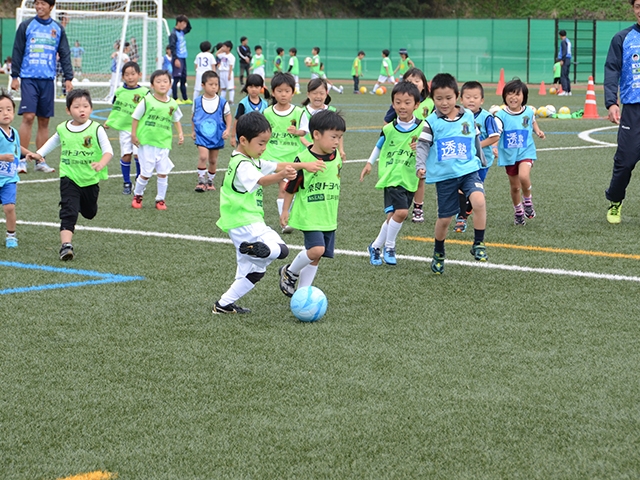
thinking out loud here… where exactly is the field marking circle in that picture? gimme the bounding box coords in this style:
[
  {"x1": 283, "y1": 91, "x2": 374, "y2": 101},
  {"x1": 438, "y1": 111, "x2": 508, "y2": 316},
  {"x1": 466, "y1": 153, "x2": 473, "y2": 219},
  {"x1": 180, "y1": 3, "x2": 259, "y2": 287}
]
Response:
[{"x1": 578, "y1": 125, "x2": 617, "y2": 146}]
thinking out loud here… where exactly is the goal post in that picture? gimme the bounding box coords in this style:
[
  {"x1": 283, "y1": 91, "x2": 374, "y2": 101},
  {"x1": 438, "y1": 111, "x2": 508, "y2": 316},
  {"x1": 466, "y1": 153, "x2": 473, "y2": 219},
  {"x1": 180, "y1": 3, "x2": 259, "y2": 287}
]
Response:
[{"x1": 15, "y1": 0, "x2": 168, "y2": 102}]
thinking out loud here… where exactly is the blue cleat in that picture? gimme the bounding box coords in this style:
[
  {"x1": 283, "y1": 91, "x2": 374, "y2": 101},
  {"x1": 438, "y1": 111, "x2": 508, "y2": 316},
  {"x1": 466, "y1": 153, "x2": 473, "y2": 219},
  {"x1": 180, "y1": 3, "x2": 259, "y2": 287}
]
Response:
[
  {"x1": 383, "y1": 247, "x2": 397, "y2": 265},
  {"x1": 368, "y1": 243, "x2": 382, "y2": 266}
]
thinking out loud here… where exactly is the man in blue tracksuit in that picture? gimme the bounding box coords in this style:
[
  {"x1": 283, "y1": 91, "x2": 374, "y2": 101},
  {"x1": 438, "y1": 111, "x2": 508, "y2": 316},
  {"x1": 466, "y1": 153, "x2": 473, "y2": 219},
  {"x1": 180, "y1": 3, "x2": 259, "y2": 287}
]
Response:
[
  {"x1": 557, "y1": 29, "x2": 572, "y2": 96},
  {"x1": 603, "y1": 0, "x2": 640, "y2": 224},
  {"x1": 11, "y1": 0, "x2": 73, "y2": 174},
  {"x1": 168, "y1": 15, "x2": 192, "y2": 104}
]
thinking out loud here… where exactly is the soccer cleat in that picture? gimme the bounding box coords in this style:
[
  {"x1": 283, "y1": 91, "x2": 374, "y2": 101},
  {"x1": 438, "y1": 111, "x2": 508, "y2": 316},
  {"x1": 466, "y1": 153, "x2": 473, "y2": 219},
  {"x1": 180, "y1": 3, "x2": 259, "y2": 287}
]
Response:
[
  {"x1": 176, "y1": 98, "x2": 184, "y2": 105},
  {"x1": 35, "y1": 161, "x2": 55, "y2": 173},
  {"x1": 514, "y1": 213, "x2": 526, "y2": 226},
  {"x1": 182, "y1": 98, "x2": 193, "y2": 105},
  {"x1": 132, "y1": 195, "x2": 143, "y2": 209},
  {"x1": 411, "y1": 207, "x2": 424, "y2": 223},
  {"x1": 59, "y1": 243, "x2": 74, "y2": 261},
  {"x1": 368, "y1": 243, "x2": 382, "y2": 266},
  {"x1": 123, "y1": 182, "x2": 132, "y2": 195},
  {"x1": 454, "y1": 215, "x2": 467, "y2": 233},
  {"x1": 282, "y1": 225, "x2": 294, "y2": 234},
  {"x1": 195, "y1": 179, "x2": 207, "y2": 192},
  {"x1": 155, "y1": 200, "x2": 167, "y2": 210},
  {"x1": 18, "y1": 160, "x2": 27, "y2": 173},
  {"x1": 278, "y1": 264, "x2": 298, "y2": 297},
  {"x1": 383, "y1": 247, "x2": 397, "y2": 265},
  {"x1": 206, "y1": 179, "x2": 216, "y2": 191},
  {"x1": 470, "y1": 242, "x2": 488, "y2": 262},
  {"x1": 212, "y1": 301, "x2": 251, "y2": 314},
  {"x1": 5, "y1": 236, "x2": 18, "y2": 248},
  {"x1": 431, "y1": 252, "x2": 445, "y2": 274},
  {"x1": 239, "y1": 241, "x2": 271, "y2": 258},
  {"x1": 523, "y1": 203, "x2": 536, "y2": 219},
  {"x1": 607, "y1": 201, "x2": 622, "y2": 224}
]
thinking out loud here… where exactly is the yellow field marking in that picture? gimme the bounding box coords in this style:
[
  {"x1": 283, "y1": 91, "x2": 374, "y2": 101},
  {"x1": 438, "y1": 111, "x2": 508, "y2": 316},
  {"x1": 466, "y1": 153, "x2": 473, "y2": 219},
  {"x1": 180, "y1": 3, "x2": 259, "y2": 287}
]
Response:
[
  {"x1": 57, "y1": 471, "x2": 117, "y2": 480},
  {"x1": 403, "y1": 236, "x2": 640, "y2": 261}
]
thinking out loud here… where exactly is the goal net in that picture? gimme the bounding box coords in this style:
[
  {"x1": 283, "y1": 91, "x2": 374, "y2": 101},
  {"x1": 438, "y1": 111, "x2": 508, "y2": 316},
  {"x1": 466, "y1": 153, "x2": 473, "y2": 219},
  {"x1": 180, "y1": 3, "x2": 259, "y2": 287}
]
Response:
[{"x1": 15, "y1": 0, "x2": 168, "y2": 102}]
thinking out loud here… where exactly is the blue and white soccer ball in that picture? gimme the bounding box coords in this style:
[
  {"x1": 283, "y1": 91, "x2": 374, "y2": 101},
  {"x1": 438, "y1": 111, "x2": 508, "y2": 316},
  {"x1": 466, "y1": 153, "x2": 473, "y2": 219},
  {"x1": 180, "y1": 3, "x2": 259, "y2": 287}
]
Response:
[{"x1": 290, "y1": 286, "x2": 328, "y2": 322}]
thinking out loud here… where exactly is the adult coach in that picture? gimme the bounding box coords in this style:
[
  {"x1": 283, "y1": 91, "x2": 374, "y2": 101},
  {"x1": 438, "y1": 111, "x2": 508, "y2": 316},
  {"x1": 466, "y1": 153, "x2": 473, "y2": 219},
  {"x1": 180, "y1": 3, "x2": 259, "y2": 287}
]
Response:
[
  {"x1": 169, "y1": 15, "x2": 191, "y2": 104},
  {"x1": 557, "y1": 30, "x2": 572, "y2": 96},
  {"x1": 237, "y1": 36, "x2": 251, "y2": 86},
  {"x1": 11, "y1": 0, "x2": 73, "y2": 173},
  {"x1": 603, "y1": 0, "x2": 640, "y2": 224}
]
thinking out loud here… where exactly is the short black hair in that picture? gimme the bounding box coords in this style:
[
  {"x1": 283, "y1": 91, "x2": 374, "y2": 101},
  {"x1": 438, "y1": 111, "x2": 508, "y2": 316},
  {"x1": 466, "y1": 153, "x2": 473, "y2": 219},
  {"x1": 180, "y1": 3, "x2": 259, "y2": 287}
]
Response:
[
  {"x1": 391, "y1": 81, "x2": 421, "y2": 104},
  {"x1": 202, "y1": 70, "x2": 218, "y2": 84},
  {"x1": 402, "y1": 67, "x2": 429, "y2": 98},
  {"x1": 224, "y1": 40, "x2": 233, "y2": 49},
  {"x1": 254, "y1": 45, "x2": 262, "y2": 51},
  {"x1": 66, "y1": 88, "x2": 92, "y2": 109},
  {"x1": 430, "y1": 73, "x2": 459, "y2": 98},
  {"x1": 289, "y1": 47, "x2": 297, "y2": 54},
  {"x1": 150, "y1": 69, "x2": 171, "y2": 85},
  {"x1": 313, "y1": 46, "x2": 320, "y2": 53},
  {"x1": 559, "y1": 29, "x2": 567, "y2": 36},
  {"x1": 236, "y1": 111, "x2": 271, "y2": 142},
  {"x1": 271, "y1": 72, "x2": 296, "y2": 92},
  {"x1": 461, "y1": 80, "x2": 484, "y2": 98},
  {"x1": 358, "y1": 50, "x2": 365, "y2": 56},
  {"x1": 309, "y1": 109, "x2": 346, "y2": 137},
  {"x1": 42, "y1": 0, "x2": 55, "y2": 6},
  {"x1": 176, "y1": 15, "x2": 188, "y2": 23},
  {"x1": 0, "y1": 89, "x2": 15, "y2": 110},
  {"x1": 200, "y1": 41, "x2": 211, "y2": 52},
  {"x1": 502, "y1": 78, "x2": 528, "y2": 105},
  {"x1": 240, "y1": 36, "x2": 247, "y2": 42},
  {"x1": 276, "y1": 47, "x2": 284, "y2": 55},
  {"x1": 121, "y1": 61, "x2": 140, "y2": 75},
  {"x1": 382, "y1": 49, "x2": 390, "y2": 57}
]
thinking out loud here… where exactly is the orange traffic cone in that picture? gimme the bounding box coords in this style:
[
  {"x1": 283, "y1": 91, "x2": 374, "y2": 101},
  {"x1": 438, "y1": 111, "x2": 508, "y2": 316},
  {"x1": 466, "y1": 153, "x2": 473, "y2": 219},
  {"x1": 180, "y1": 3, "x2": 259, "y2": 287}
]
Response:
[
  {"x1": 496, "y1": 68, "x2": 505, "y2": 95},
  {"x1": 583, "y1": 76, "x2": 599, "y2": 119},
  {"x1": 538, "y1": 81, "x2": 546, "y2": 95}
]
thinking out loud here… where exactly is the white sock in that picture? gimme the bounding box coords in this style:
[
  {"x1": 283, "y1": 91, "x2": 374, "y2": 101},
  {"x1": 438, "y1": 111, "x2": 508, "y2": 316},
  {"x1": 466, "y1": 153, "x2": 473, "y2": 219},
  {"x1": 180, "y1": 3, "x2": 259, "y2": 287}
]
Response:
[
  {"x1": 228, "y1": 88, "x2": 235, "y2": 103},
  {"x1": 156, "y1": 176, "x2": 168, "y2": 201},
  {"x1": 298, "y1": 264, "x2": 318, "y2": 288},
  {"x1": 373, "y1": 83, "x2": 380, "y2": 91},
  {"x1": 277, "y1": 198, "x2": 284, "y2": 216},
  {"x1": 372, "y1": 221, "x2": 388, "y2": 249},
  {"x1": 331, "y1": 84, "x2": 340, "y2": 93},
  {"x1": 289, "y1": 250, "x2": 313, "y2": 275},
  {"x1": 207, "y1": 171, "x2": 216, "y2": 182},
  {"x1": 197, "y1": 168, "x2": 206, "y2": 179},
  {"x1": 220, "y1": 89, "x2": 227, "y2": 99},
  {"x1": 219, "y1": 277, "x2": 254, "y2": 306},
  {"x1": 134, "y1": 176, "x2": 148, "y2": 196},
  {"x1": 385, "y1": 219, "x2": 403, "y2": 249}
]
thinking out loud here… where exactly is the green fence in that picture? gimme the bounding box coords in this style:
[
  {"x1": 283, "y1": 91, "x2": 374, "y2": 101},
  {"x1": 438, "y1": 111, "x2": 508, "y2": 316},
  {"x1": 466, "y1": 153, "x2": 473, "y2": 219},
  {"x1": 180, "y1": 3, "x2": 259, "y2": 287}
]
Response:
[{"x1": 1, "y1": 17, "x2": 636, "y2": 84}]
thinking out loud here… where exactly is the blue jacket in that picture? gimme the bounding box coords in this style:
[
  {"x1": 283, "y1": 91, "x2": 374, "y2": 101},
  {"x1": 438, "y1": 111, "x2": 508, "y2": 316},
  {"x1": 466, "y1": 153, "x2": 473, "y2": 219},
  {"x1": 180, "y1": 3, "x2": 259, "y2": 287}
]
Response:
[{"x1": 604, "y1": 24, "x2": 640, "y2": 108}]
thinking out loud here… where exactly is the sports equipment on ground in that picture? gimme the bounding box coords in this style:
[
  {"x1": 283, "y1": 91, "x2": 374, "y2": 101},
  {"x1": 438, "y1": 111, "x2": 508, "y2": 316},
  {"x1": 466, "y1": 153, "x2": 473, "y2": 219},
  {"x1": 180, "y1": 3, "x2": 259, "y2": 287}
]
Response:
[
  {"x1": 558, "y1": 106, "x2": 570, "y2": 115},
  {"x1": 381, "y1": 86, "x2": 387, "y2": 94},
  {"x1": 549, "y1": 87, "x2": 557, "y2": 94},
  {"x1": 375, "y1": 88, "x2": 384, "y2": 95},
  {"x1": 16, "y1": 0, "x2": 168, "y2": 102},
  {"x1": 536, "y1": 106, "x2": 548, "y2": 118},
  {"x1": 290, "y1": 286, "x2": 328, "y2": 322},
  {"x1": 359, "y1": 86, "x2": 367, "y2": 94},
  {"x1": 545, "y1": 105, "x2": 557, "y2": 116}
]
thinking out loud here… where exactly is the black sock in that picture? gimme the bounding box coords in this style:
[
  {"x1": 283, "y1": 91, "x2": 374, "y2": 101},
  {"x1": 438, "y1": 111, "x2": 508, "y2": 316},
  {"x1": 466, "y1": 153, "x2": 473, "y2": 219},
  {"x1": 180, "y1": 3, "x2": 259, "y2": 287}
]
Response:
[
  {"x1": 434, "y1": 239, "x2": 445, "y2": 255},
  {"x1": 474, "y1": 229, "x2": 485, "y2": 244}
]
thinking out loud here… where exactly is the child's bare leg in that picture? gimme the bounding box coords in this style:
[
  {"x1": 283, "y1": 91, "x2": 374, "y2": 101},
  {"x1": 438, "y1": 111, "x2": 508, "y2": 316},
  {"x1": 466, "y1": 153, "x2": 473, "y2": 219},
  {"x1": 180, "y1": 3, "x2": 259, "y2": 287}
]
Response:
[
  {"x1": 435, "y1": 216, "x2": 453, "y2": 242},
  {"x1": 60, "y1": 229, "x2": 73, "y2": 244},
  {"x1": 508, "y1": 174, "x2": 522, "y2": 206},
  {"x1": 207, "y1": 149, "x2": 219, "y2": 190},
  {"x1": 468, "y1": 191, "x2": 486, "y2": 230},
  {"x1": 3, "y1": 204, "x2": 16, "y2": 233},
  {"x1": 277, "y1": 180, "x2": 288, "y2": 215},
  {"x1": 195, "y1": 146, "x2": 209, "y2": 190},
  {"x1": 518, "y1": 162, "x2": 533, "y2": 199}
]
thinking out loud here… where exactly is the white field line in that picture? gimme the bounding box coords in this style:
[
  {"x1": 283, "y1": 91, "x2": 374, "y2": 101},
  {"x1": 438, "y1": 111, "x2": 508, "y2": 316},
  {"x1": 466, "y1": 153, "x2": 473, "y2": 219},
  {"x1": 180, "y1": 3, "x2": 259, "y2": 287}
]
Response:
[{"x1": 4, "y1": 219, "x2": 640, "y2": 284}]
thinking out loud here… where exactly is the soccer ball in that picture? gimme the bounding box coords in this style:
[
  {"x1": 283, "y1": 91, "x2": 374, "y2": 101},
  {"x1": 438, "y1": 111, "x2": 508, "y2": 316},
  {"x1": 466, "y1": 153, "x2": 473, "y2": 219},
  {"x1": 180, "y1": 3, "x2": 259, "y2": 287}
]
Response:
[
  {"x1": 304, "y1": 57, "x2": 312, "y2": 66},
  {"x1": 290, "y1": 286, "x2": 328, "y2": 322},
  {"x1": 489, "y1": 105, "x2": 501, "y2": 115},
  {"x1": 536, "y1": 106, "x2": 548, "y2": 118},
  {"x1": 549, "y1": 87, "x2": 557, "y2": 95},
  {"x1": 375, "y1": 88, "x2": 384, "y2": 95},
  {"x1": 82, "y1": 78, "x2": 90, "y2": 83},
  {"x1": 558, "y1": 106, "x2": 571, "y2": 115},
  {"x1": 381, "y1": 86, "x2": 387, "y2": 94},
  {"x1": 359, "y1": 86, "x2": 367, "y2": 94},
  {"x1": 545, "y1": 105, "x2": 557, "y2": 116}
]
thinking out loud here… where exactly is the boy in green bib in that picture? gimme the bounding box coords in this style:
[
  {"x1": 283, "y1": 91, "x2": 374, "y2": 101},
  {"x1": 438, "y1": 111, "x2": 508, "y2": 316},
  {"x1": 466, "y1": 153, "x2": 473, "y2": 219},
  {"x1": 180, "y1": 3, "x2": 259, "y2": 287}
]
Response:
[
  {"x1": 287, "y1": 47, "x2": 301, "y2": 94},
  {"x1": 213, "y1": 112, "x2": 325, "y2": 314},
  {"x1": 105, "y1": 61, "x2": 149, "y2": 195},
  {"x1": 278, "y1": 109, "x2": 346, "y2": 297},
  {"x1": 30, "y1": 89, "x2": 113, "y2": 260}
]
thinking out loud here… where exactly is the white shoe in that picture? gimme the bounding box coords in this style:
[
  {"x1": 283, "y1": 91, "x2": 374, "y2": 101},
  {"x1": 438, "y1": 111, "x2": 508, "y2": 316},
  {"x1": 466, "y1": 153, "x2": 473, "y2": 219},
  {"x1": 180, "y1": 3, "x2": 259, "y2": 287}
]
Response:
[
  {"x1": 558, "y1": 91, "x2": 568, "y2": 96},
  {"x1": 282, "y1": 225, "x2": 294, "y2": 234},
  {"x1": 17, "y1": 160, "x2": 27, "y2": 174},
  {"x1": 35, "y1": 161, "x2": 55, "y2": 173}
]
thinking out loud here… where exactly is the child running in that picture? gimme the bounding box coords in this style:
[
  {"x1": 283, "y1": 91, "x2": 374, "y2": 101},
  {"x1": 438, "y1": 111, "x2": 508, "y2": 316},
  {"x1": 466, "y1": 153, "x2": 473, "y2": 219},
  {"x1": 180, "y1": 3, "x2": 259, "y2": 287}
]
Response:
[
  {"x1": 287, "y1": 48, "x2": 301, "y2": 94},
  {"x1": 0, "y1": 91, "x2": 34, "y2": 248},
  {"x1": 299, "y1": 78, "x2": 345, "y2": 159},
  {"x1": 230, "y1": 74, "x2": 270, "y2": 148},
  {"x1": 278, "y1": 109, "x2": 346, "y2": 296},
  {"x1": 212, "y1": 111, "x2": 325, "y2": 314},
  {"x1": 371, "y1": 49, "x2": 395, "y2": 94},
  {"x1": 415, "y1": 73, "x2": 488, "y2": 274},
  {"x1": 29, "y1": 89, "x2": 113, "y2": 260},
  {"x1": 130, "y1": 69, "x2": 184, "y2": 210},
  {"x1": 262, "y1": 73, "x2": 306, "y2": 233},
  {"x1": 360, "y1": 81, "x2": 422, "y2": 266},
  {"x1": 493, "y1": 79, "x2": 545, "y2": 225},
  {"x1": 192, "y1": 70, "x2": 231, "y2": 192},
  {"x1": 455, "y1": 80, "x2": 500, "y2": 232},
  {"x1": 105, "y1": 61, "x2": 149, "y2": 195},
  {"x1": 382, "y1": 68, "x2": 434, "y2": 223}
]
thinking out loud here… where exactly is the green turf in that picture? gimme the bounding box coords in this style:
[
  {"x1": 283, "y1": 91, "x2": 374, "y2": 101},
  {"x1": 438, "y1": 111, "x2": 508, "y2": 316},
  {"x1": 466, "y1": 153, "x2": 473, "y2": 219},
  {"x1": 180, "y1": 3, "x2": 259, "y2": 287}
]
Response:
[{"x1": 2, "y1": 85, "x2": 640, "y2": 479}]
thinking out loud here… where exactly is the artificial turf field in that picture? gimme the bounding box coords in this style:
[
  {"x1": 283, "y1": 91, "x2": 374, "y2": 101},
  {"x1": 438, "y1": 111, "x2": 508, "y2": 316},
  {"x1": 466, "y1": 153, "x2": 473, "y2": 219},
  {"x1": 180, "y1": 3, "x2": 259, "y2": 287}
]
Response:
[{"x1": 2, "y1": 82, "x2": 640, "y2": 479}]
